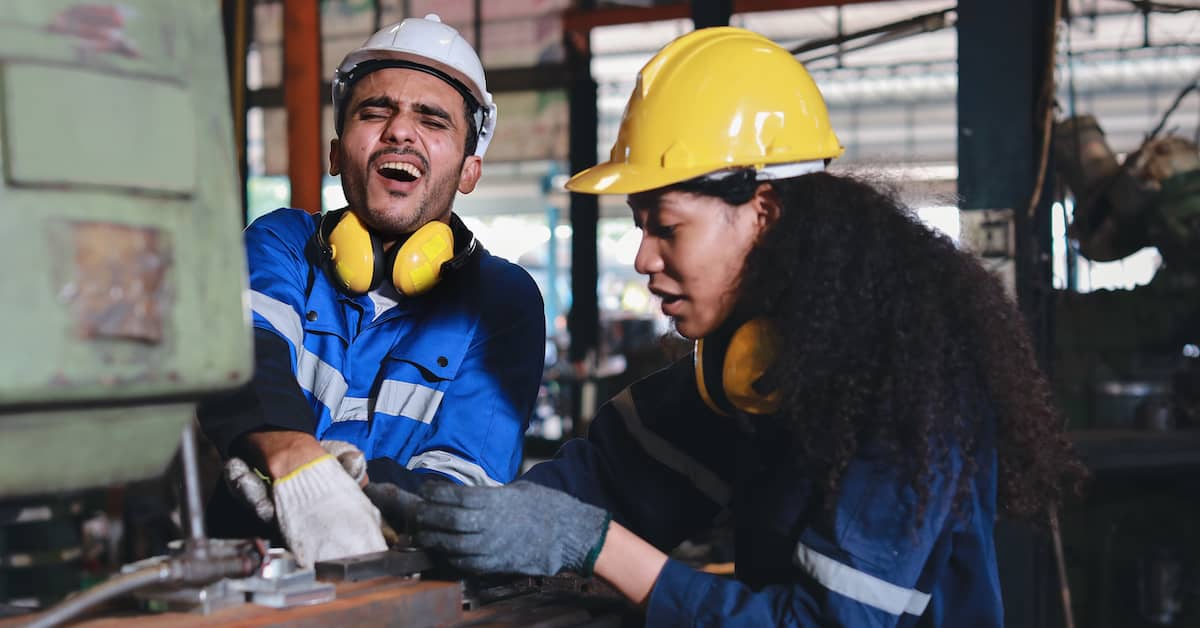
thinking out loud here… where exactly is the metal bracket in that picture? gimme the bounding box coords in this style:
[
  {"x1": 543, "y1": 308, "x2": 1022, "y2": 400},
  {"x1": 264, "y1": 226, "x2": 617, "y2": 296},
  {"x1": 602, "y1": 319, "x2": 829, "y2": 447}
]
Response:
[{"x1": 314, "y1": 548, "x2": 433, "y2": 582}]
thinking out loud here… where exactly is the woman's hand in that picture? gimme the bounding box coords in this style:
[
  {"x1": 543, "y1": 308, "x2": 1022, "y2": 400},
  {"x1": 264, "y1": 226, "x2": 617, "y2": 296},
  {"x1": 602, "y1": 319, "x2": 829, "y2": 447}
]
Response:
[{"x1": 416, "y1": 481, "x2": 611, "y2": 576}]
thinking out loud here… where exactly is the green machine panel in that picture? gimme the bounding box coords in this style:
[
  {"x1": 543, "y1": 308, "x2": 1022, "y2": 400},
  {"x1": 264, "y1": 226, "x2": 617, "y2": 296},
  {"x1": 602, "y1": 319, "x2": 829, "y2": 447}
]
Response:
[
  {"x1": 4, "y1": 64, "x2": 197, "y2": 194},
  {"x1": 0, "y1": 1, "x2": 251, "y2": 496}
]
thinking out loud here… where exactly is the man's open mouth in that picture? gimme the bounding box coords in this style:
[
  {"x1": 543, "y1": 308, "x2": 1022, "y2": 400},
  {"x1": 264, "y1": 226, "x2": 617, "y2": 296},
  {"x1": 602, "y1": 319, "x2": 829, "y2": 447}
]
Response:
[{"x1": 378, "y1": 161, "x2": 422, "y2": 182}]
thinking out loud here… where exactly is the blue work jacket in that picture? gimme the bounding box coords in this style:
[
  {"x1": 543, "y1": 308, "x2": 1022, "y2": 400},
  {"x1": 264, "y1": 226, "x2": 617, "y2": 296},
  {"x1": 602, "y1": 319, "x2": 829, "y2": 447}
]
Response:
[
  {"x1": 203, "y1": 207, "x2": 545, "y2": 488},
  {"x1": 523, "y1": 357, "x2": 1003, "y2": 627}
]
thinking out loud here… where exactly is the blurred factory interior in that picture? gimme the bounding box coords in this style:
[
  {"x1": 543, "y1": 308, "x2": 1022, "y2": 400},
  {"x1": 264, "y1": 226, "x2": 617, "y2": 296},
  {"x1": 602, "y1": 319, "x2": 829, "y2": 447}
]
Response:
[{"x1": 0, "y1": 0, "x2": 1198, "y2": 626}]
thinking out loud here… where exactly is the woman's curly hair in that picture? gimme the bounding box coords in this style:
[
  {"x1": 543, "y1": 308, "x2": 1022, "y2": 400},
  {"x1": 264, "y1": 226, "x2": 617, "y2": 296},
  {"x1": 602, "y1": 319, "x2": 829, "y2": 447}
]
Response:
[{"x1": 667, "y1": 169, "x2": 1085, "y2": 523}]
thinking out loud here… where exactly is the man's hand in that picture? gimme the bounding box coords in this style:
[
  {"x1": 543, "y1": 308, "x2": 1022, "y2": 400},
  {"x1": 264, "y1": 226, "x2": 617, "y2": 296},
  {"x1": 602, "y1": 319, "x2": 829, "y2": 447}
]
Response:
[
  {"x1": 415, "y1": 481, "x2": 611, "y2": 577},
  {"x1": 271, "y1": 454, "x2": 387, "y2": 567},
  {"x1": 240, "y1": 430, "x2": 328, "y2": 480},
  {"x1": 320, "y1": 440, "x2": 368, "y2": 486},
  {"x1": 222, "y1": 435, "x2": 386, "y2": 567},
  {"x1": 224, "y1": 457, "x2": 276, "y2": 522},
  {"x1": 223, "y1": 439, "x2": 371, "y2": 522}
]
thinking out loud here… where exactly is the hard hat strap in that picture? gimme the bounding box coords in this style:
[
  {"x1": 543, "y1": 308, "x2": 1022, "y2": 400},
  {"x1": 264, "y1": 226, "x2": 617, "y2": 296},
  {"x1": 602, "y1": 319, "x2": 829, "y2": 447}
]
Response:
[
  {"x1": 754, "y1": 160, "x2": 826, "y2": 180},
  {"x1": 703, "y1": 159, "x2": 826, "y2": 183}
]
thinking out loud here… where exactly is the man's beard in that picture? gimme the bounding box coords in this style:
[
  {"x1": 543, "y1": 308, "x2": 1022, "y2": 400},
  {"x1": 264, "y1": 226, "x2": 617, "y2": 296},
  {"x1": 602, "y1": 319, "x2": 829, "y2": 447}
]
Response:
[{"x1": 340, "y1": 153, "x2": 461, "y2": 237}]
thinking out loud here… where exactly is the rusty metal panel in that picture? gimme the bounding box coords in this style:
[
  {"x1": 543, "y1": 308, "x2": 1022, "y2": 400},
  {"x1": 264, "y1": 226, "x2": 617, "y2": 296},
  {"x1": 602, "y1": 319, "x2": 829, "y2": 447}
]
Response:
[{"x1": 61, "y1": 222, "x2": 172, "y2": 343}]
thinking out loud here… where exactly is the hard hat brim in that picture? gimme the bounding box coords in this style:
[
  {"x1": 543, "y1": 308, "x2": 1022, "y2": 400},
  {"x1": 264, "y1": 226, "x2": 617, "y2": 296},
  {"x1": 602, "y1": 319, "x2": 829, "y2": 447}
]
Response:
[{"x1": 564, "y1": 161, "x2": 727, "y2": 195}]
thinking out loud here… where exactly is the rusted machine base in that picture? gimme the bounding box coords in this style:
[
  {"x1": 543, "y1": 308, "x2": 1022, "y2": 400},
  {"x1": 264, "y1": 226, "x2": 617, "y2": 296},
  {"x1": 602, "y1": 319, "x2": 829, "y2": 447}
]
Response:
[
  {"x1": 6, "y1": 570, "x2": 640, "y2": 627},
  {"x1": 6, "y1": 577, "x2": 640, "y2": 627},
  {"x1": 455, "y1": 591, "x2": 629, "y2": 627},
  {"x1": 8, "y1": 578, "x2": 461, "y2": 628}
]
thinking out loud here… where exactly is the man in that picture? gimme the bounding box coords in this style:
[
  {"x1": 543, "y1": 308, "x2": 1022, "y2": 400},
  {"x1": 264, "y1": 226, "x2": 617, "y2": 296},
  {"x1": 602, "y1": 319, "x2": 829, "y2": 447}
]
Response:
[{"x1": 198, "y1": 14, "x2": 545, "y2": 567}]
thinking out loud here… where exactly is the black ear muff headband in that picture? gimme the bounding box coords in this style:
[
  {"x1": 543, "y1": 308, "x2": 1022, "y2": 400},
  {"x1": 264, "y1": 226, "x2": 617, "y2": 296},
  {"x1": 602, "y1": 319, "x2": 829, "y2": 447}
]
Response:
[{"x1": 442, "y1": 212, "x2": 480, "y2": 275}]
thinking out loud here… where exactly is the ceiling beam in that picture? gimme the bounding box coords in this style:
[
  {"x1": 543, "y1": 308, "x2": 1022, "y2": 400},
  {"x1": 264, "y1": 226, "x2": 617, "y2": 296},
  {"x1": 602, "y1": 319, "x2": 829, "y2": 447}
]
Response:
[{"x1": 563, "y1": 0, "x2": 905, "y2": 33}]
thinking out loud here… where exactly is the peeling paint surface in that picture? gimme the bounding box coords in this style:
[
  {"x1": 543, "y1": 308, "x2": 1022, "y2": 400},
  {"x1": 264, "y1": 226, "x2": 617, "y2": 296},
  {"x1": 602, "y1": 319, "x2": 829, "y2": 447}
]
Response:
[{"x1": 67, "y1": 221, "x2": 171, "y2": 343}]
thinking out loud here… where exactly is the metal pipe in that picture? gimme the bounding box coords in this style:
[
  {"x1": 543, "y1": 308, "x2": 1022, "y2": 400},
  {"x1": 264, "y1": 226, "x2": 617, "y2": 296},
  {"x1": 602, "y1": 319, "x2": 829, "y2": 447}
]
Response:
[
  {"x1": 1050, "y1": 511, "x2": 1076, "y2": 628},
  {"x1": 25, "y1": 564, "x2": 170, "y2": 628},
  {"x1": 179, "y1": 421, "x2": 206, "y2": 544}
]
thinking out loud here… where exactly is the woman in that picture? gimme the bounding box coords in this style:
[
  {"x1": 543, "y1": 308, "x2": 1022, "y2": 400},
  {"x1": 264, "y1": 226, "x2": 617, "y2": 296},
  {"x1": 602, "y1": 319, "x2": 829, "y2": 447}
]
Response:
[{"x1": 411, "y1": 26, "x2": 1083, "y2": 626}]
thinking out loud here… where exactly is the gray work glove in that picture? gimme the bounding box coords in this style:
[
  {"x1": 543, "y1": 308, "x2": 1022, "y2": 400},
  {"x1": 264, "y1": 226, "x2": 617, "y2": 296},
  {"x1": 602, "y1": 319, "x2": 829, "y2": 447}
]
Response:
[
  {"x1": 222, "y1": 439, "x2": 367, "y2": 523},
  {"x1": 415, "y1": 481, "x2": 612, "y2": 576},
  {"x1": 270, "y1": 454, "x2": 387, "y2": 567},
  {"x1": 363, "y1": 482, "x2": 424, "y2": 534}
]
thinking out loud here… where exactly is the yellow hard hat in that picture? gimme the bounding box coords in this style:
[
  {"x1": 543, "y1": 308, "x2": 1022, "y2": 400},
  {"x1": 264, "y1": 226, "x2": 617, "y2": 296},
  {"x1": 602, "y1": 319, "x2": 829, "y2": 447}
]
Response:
[{"x1": 566, "y1": 27, "x2": 843, "y2": 195}]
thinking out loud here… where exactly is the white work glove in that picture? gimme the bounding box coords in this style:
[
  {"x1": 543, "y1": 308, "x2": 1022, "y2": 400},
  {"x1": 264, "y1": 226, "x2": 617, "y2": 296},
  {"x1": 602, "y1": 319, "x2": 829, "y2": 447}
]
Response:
[
  {"x1": 318, "y1": 439, "x2": 368, "y2": 485},
  {"x1": 271, "y1": 454, "x2": 387, "y2": 567},
  {"x1": 224, "y1": 456, "x2": 276, "y2": 522},
  {"x1": 223, "y1": 439, "x2": 367, "y2": 522},
  {"x1": 222, "y1": 440, "x2": 386, "y2": 567}
]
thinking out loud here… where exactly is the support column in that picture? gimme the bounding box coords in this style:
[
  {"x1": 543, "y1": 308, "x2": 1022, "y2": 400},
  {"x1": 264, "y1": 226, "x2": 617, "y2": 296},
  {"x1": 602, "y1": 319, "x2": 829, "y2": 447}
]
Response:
[
  {"x1": 565, "y1": 18, "x2": 599, "y2": 366},
  {"x1": 222, "y1": 0, "x2": 252, "y2": 222},
  {"x1": 958, "y1": 2, "x2": 1061, "y2": 628},
  {"x1": 957, "y1": 0, "x2": 1058, "y2": 363},
  {"x1": 691, "y1": 0, "x2": 732, "y2": 29},
  {"x1": 283, "y1": 0, "x2": 323, "y2": 214}
]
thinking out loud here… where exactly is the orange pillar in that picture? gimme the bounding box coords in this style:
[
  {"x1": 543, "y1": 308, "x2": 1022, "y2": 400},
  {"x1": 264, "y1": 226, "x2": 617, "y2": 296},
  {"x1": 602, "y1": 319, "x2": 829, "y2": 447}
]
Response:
[{"x1": 283, "y1": 0, "x2": 322, "y2": 214}]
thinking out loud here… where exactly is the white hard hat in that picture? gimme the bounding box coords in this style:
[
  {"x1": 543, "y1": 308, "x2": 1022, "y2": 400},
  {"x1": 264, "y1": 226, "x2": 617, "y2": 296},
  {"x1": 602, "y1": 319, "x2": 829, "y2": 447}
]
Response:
[{"x1": 332, "y1": 14, "x2": 497, "y2": 158}]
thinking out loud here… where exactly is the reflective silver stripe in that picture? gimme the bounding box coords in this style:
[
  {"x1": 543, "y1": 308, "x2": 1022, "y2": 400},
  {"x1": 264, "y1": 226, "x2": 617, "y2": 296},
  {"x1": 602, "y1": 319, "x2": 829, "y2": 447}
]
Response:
[
  {"x1": 793, "y1": 541, "x2": 931, "y2": 617},
  {"x1": 906, "y1": 590, "x2": 932, "y2": 616},
  {"x1": 610, "y1": 388, "x2": 732, "y2": 507},
  {"x1": 250, "y1": 291, "x2": 303, "y2": 350},
  {"x1": 249, "y1": 291, "x2": 443, "y2": 427},
  {"x1": 334, "y1": 396, "x2": 369, "y2": 423},
  {"x1": 296, "y1": 351, "x2": 350, "y2": 420},
  {"x1": 407, "y1": 451, "x2": 501, "y2": 486},
  {"x1": 376, "y1": 380, "x2": 444, "y2": 424},
  {"x1": 251, "y1": 291, "x2": 363, "y2": 422}
]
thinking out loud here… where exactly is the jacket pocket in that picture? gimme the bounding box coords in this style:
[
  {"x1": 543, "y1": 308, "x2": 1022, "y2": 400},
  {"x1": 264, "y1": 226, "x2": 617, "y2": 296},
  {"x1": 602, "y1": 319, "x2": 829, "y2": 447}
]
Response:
[{"x1": 376, "y1": 332, "x2": 470, "y2": 424}]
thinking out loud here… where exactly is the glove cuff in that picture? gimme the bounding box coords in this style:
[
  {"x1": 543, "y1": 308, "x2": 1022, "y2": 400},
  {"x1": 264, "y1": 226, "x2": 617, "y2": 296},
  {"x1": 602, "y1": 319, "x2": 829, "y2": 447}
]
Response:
[
  {"x1": 579, "y1": 512, "x2": 613, "y2": 577},
  {"x1": 273, "y1": 455, "x2": 354, "y2": 512},
  {"x1": 559, "y1": 501, "x2": 611, "y2": 577}
]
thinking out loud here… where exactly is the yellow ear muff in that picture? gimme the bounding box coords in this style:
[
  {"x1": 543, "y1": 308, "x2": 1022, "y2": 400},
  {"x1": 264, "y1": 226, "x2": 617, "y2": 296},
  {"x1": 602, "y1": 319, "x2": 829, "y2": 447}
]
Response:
[
  {"x1": 694, "y1": 318, "x2": 780, "y2": 416},
  {"x1": 390, "y1": 220, "x2": 455, "y2": 296},
  {"x1": 721, "y1": 318, "x2": 781, "y2": 415},
  {"x1": 327, "y1": 210, "x2": 384, "y2": 294}
]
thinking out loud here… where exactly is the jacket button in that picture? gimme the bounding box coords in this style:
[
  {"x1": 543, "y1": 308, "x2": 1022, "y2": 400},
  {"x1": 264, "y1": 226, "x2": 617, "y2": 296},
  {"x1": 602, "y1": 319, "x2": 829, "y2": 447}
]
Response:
[
  {"x1": 437, "y1": 356, "x2": 449, "y2": 367},
  {"x1": 306, "y1": 311, "x2": 318, "y2": 321}
]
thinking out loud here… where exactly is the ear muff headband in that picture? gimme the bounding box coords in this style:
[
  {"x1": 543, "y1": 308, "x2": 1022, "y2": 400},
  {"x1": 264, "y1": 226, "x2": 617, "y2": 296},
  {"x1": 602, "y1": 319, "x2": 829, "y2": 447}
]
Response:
[
  {"x1": 442, "y1": 212, "x2": 479, "y2": 275},
  {"x1": 695, "y1": 318, "x2": 781, "y2": 416}
]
